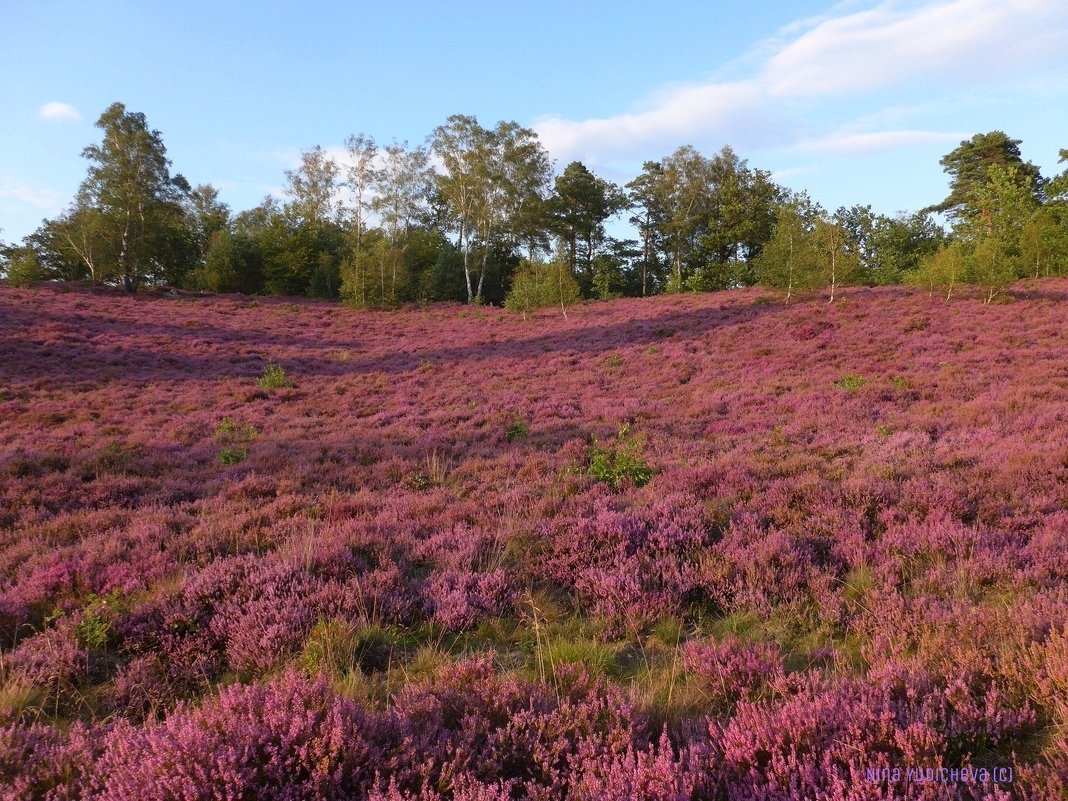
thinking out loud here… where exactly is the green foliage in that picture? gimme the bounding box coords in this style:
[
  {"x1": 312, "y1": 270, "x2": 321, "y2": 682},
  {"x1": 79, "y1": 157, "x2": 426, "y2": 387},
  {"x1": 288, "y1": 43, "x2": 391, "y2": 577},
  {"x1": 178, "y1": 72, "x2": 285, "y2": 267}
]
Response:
[
  {"x1": 340, "y1": 231, "x2": 405, "y2": 309},
  {"x1": 627, "y1": 145, "x2": 780, "y2": 294},
  {"x1": 909, "y1": 241, "x2": 966, "y2": 299},
  {"x1": 968, "y1": 236, "x2": 1017, "y2": 304},
  {"x1": 506, "y1": 417, "x2": 530, "y2": 442},
  {"x1": 300, "y1": 620, "x2": 401, "y2": 677},
  {"x1": 834, "y1": 375, "x2": 867, "y2": 390},
  {"x1": 868, "y1": 212, "x2": 945, "y2": 285},
  {"x1": 503, "y1": 259, "x2": 543, "y2": 319},
  {"x1": 217, "y1": 447, "x2": 248, "y2": 466},
  {"x1": 814, "y1": 216, "x2": 860, "y2": 301},
  {"x1": 548, "y1": 161, "x2": 627, "y2": 289},
  {"x1": 76, "y1": 102, "x2": 193, "y2": 292},
  {"x1": 3, "y1": 247, "x2": 43, "y2": 287},
  {"x1": 604, "y1": 353, "x2": 624, "y2": 368},
  {"x1": 588, "y1": 423, "x2": 653, "y2": 490},
  {"x1": 541, "y1": 259, "x2": 581, "y2": 317},
  {"x1": 934, "y1": 131, "x2": 1042, "y2": 225},
  {"x1": 754, "y1": 199, "x2": 822, "y2": 300},
  {"x1": 214, "y1": 417, "x2": 237, "y2": 437},
  {"x1": 213, "y1": 413, "x2": 257, "y2": 466},
  {"x1": 258, "y1": 361, "x2": 293, "y2": 389},
  {"x1": 1018, "y1": 206, "x2": 1068, "y2": 279},
  {"x1": 504, "y1": 258, "x2": 581, "y2": 318},
  {"x1": 75, "y1": 592, "x2": 124, "y2": 650}
]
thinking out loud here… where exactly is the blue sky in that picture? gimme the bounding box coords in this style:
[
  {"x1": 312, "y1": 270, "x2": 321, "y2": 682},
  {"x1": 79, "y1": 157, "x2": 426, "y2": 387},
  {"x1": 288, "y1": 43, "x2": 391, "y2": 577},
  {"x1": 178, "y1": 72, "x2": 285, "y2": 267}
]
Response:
[{"x1": 2, "y1": 0, "x2": 1066, "y2": 244}]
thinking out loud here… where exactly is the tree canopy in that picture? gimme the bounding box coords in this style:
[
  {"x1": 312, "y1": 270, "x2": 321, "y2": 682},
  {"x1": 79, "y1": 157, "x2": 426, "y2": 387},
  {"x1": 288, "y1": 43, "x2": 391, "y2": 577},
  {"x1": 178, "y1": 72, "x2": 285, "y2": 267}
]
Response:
[
  {"x1": 5, "y1": 108, "x2": 1067, "y2": 305},
  {"x1": 76, "y1": 102, "x2": 192, "y2": 291}
]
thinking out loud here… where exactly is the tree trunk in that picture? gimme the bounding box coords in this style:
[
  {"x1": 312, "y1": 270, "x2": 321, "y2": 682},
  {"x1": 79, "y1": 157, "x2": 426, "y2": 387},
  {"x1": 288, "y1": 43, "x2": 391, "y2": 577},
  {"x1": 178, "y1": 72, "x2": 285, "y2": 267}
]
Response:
[
  {"x1": 460, "y1": 219, "x2": 473, "y2": 304},
  {"x1": 828, "y1": 245, "x2": 837, "y2": 304},
  {"x1": 477, "y1": 247, "x2": 487, "y2": 302}
]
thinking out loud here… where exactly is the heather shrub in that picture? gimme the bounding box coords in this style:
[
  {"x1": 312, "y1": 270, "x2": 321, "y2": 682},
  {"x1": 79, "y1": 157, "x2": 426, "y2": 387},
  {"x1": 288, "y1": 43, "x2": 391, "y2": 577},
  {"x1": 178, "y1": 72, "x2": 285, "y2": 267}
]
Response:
[
  {"x1": 0, "y1": 722, "x2": 99, "y2": 801},
  {"x1": 218, "y1": 591, "x2": 317, "y2": 675},
  {"x1": 682, "y1": 636, "x2": 784, "y2": 713},
  {"x1": 705, "y1": 516, "x2": 817, "y2": 613},
  {"x1": 715, "y1": 665, "x2": 1034, "y2": 798},
  {"x1": 108, "y1": 638, "x2": 214, "y2": 721},
  {"x1": 7, "y1": 619, "x2": 87, "y2": 704},
  {"x1": 569, "y1": 731, "x2": 708, "y2": 801},
  {"x1": 385, "y1": 657, "x2": 642, "y2": 795},
  {"x1": 3, "y1": 281, "x2": 1068, "y2": 794},
  {"x1": 424, "y1": 569, "x2": 514, "y2": 631},
  {"x1": 94, "y1": 672, "x2": 383, "y2": 800}
]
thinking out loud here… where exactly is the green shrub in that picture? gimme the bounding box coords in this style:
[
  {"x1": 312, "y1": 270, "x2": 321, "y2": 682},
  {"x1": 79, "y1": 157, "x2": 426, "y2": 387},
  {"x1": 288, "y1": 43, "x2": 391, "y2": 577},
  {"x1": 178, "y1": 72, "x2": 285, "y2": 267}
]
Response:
[
  {"x1": 4, "y1": 249, "x2": 42, "y2": 288},
  {"x1": 588, "y1": 423, "x2": 653, "y2": 490},
  {"x1": 506, "y1": 417, "x2": 530, "y2": 442},
  {"x1": 74, "y1": 592, "x2": 124, "y2": 650},
  {"x1": 258, "y1": 361, "x2": 293, "y2": 389},
  {"x1": 505, "y1": 258, "x2": 581, "y2": 319},
  {"x1": 215, "y1": 417, "x2": 237, "y2": 436},
  {"x1": 834, "y1": 375, "x2": 867, "y2": 390},
  {"x1": 218, "y1": 446, "x2": 248, "y2": 466}
]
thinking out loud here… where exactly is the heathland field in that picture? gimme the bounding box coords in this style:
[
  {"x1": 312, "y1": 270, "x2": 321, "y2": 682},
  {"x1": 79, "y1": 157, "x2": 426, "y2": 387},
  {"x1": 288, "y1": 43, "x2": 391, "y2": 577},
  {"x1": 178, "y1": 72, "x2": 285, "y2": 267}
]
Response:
[{"x1": 2, "y1": 282, "x2": 1068, "y2": 798}]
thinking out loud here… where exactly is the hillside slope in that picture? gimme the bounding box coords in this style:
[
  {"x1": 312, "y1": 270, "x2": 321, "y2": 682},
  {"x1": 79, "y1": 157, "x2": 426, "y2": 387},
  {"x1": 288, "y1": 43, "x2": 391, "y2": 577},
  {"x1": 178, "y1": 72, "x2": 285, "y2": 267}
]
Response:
[{"x1": 2, "y1": 283, "x2": 1067, "y2": 798}]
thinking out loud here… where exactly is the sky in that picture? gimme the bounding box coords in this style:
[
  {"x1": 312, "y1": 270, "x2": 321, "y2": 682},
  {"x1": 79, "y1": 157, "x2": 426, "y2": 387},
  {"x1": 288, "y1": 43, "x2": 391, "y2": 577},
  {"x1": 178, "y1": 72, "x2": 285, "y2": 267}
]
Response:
[{"x1": 2, "y1": 0, "x2": 1067, "y2": 244}]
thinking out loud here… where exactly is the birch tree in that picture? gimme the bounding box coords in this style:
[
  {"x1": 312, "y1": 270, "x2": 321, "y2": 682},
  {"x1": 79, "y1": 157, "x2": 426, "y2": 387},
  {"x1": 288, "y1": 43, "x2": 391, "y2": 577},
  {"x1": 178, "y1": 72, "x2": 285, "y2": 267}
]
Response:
[{"x1": 77, "y1": 102, "x2": 191, "y2": 292}]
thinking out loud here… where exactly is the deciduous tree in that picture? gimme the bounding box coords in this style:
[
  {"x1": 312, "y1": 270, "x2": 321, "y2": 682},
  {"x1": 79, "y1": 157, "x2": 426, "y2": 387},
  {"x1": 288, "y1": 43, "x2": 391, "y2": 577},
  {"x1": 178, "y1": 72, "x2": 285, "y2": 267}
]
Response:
[{"x1": 76, "y1": 102, "x2": 192, "y2": 291}]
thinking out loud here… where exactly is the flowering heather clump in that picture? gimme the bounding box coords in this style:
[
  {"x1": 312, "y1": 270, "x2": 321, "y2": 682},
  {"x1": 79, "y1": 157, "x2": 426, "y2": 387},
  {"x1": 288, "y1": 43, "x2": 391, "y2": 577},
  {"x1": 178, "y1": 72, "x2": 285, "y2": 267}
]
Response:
[
  {"x1": 682, "y1": 636, "x2": 784, "y2": 712},
  {"x1": 92, "y1": 672, "x2": 382, "y2": 800},
  {"x1": 2, "y1": 280, "x2": 1068, "y2": 796}
]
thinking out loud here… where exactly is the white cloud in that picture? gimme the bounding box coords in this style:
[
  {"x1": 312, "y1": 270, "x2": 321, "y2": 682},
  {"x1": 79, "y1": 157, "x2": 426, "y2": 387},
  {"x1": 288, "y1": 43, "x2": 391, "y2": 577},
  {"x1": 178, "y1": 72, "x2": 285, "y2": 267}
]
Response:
[
  {"x1": 534, "y1": 81, "x2": 777, "y2": 164},
  {"x1": 790, "y1": 129, "x2": 968, "y2": 154},
  {"x1": 533, "y1": 0, "x2": 1068, "y2": 164},
  {"x1": 763, "y1": 0, "x2": 1062, "y2": 98},
  {"x1": 39, "y1": 102, "x2": 81, "y2": 122},
  {"x1": 0, "y1": 178, "x2": 67, "y2": 209}
]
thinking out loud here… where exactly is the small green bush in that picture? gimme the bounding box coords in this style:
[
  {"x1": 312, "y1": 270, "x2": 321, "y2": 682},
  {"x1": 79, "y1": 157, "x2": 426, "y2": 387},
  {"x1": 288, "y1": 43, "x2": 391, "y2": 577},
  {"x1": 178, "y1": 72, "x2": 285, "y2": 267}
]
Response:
[
  {"x1": 834, "y1": 375, "x2": 867, "y2": 390},
  {"x1": 258, "y1": 361, "x2": 293, "y2": 389},
  {"x1": 218, "y1": 446, "x2": 248, "y2": 465},
  {"x1": 588, "y1": 423, "x2": 653, "y2": 490},
  {"x1": 604, "y1": 354, "x2": 624, "y2": 368},
  {"x1": 74, "y1": 592, "x2": 124, "y2": 650},
  {"x1": 215, "y1": 417, "x2": 237, "y2": 436},
  {"x1": 4, "y1": 249, "x2": 42, "y2": 288},
  {"x1": 506, "y1": 417, "x2": 530, "y2": 442}
]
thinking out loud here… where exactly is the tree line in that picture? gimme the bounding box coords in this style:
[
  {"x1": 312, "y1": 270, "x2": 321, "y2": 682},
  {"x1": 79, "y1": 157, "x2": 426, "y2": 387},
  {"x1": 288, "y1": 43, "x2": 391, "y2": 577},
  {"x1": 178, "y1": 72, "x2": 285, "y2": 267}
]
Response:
[{"x1": 3, "y1": 103, "x2": 1067, "y2": 307}]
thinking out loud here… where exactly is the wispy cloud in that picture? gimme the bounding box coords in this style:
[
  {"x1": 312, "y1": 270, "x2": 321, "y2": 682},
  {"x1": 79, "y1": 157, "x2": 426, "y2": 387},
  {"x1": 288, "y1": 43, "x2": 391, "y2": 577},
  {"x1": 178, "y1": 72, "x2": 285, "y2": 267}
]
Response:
[
  {"x1": 533, "y1": 0, "x2": 1068, "y2": 164},
  {"x1": 0, "y1": 178, "x2": 67, "y2": 209},
  {"x1": 764, "y1": 0, "x2": 1033, "y2": 97},
  {"x1": 790, "y1": 129, "x2": 968, "y2": 154},
  {"x1": 39, "y1": 101, "x2": 81, "y2": 122}
]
